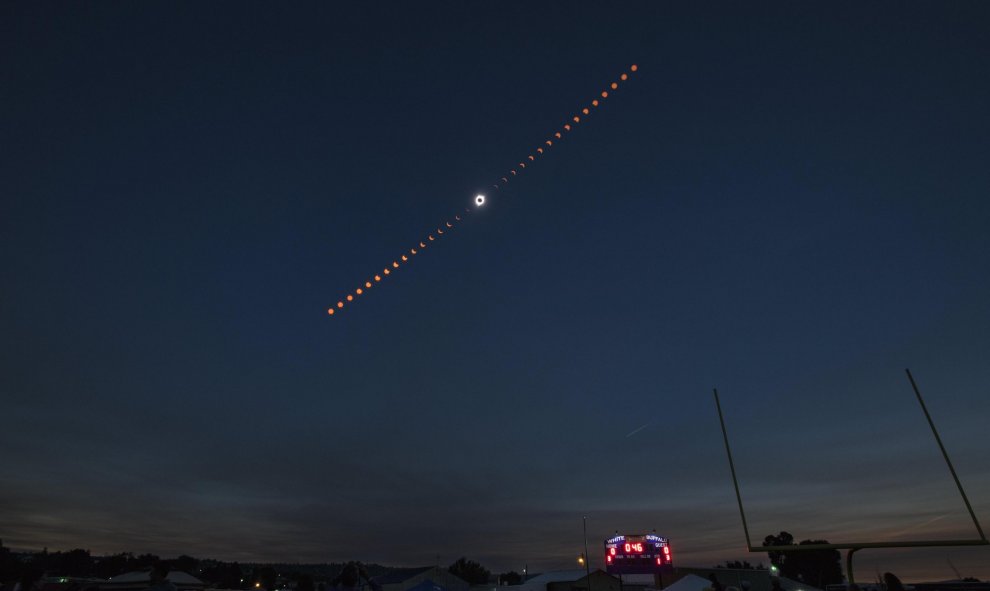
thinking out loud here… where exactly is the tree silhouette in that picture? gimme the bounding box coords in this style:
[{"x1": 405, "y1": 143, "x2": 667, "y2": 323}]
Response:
[
  {"x1": 252, "y1": 566, "x2": 278, "y2": 591},
  {"x1": 172, "y1": 555, "x2": 199, "y2": 575},
  {"x1": 94, "y1": 553, "x2": 132, "y2": 579},
  {"x1": 133, "y1": 554, "x2": 161, "y2": 570},
  {"x1": 1, "y1": 539, "x2": 22, "y2": 583},
  {"x1": 762, "y1": 531, "x2": 794, "y2": 569},
  {"x1": 296, "y1": 574, "x2": 315, "y2": 591},
  {"x1": 716, "y1": 561, "x2": 764, "y2": 570},
  {"x1": 448, "y1": 558, "x2": 490, "y2": 585},
  {"x1": 762, "y1": 532, "x2": 842, "y2": 588}
]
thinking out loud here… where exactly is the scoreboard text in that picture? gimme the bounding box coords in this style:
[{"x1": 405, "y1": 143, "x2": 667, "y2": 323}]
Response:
[{"x1": 604, "y1": 534, "x2": 673, "y2": 575}]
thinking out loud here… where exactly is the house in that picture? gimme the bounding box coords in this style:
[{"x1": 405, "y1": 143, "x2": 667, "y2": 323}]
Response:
[
  {"x1": 547, "y1": 570, "x2": 623, "y2": 591},
  {"x1": 102, "y1": 571, "x2": 206, "y2": 591},
  {"x1": 373, "y1": 566, "x2": 469, "y2": 591},
  {"x1": 515, "y1": 570, "x2": 622, "y2": 591},
  {"x1": 663, "y1": 568, "x2": 820, "y2": 591}
]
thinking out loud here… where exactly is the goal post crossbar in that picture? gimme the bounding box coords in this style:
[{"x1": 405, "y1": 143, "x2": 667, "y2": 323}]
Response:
[{"x1": 713, "y1": 369, "x2": 988, "y2": 584}]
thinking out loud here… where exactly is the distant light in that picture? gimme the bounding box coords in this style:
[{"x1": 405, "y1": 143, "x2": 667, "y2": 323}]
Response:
[
  {"x1": 475, "y1": 194, "x2": 486, "y2": 206},
  {"x1": 255, "y1": 583, "x2": 261, "y2": 588}
]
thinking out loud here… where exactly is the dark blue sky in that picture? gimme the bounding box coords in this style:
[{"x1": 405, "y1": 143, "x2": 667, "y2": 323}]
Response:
[{"x1": 2, "y1": 1, "x2": 989, "y2": 582}]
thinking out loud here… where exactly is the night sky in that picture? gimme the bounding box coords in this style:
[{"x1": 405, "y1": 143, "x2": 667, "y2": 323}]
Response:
[{"x1": 2, "y1": 1, "x2": 989, "y2": 583}]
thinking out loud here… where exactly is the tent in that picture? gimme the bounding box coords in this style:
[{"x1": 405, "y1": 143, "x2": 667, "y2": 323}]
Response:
[
  {"x1": 663, "y1": 575, "x2": 714, "y2": 591},
  {"x1": 406, "y1": 580, "x2": 447, "y2": 591}
]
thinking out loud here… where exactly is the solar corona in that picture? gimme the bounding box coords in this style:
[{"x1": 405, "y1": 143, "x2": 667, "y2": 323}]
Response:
[{"x1": 327, "y1": 64, "x2": 640, "y2": 317}]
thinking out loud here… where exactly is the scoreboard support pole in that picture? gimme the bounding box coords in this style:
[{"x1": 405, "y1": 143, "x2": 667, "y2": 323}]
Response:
[{"x1": 584, "y1": 516, "x2": 592, "y2": 591}]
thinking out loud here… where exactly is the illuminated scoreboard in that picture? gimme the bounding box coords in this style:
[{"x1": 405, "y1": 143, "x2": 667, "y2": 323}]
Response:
[{"x1": 604, "y1": 533, "x2": 673, "y2": 575}]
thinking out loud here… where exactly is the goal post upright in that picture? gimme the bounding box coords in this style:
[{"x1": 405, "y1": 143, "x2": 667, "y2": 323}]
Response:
[{"x1": 713, "y1": 369, "x2": 988, "y2": 586}]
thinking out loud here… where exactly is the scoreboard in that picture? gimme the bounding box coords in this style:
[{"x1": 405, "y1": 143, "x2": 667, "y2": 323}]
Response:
[{"x1": 604, "y1": 533, "x2": 673, "y2": 575}]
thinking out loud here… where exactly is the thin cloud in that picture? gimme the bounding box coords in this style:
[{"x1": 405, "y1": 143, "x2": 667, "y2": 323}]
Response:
[{"x1": 625, "y1": 422, "x2": 652, "y2": 438}]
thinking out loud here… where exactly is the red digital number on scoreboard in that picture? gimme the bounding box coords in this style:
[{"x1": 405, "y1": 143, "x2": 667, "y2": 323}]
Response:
[{"x1": 623, "y1": 543, "x2": 644, "y2": 553}]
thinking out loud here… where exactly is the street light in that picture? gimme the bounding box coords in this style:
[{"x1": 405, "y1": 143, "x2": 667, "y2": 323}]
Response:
[{"x1": 578, "y1": 554, "x2": 586, "y2": 566}]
